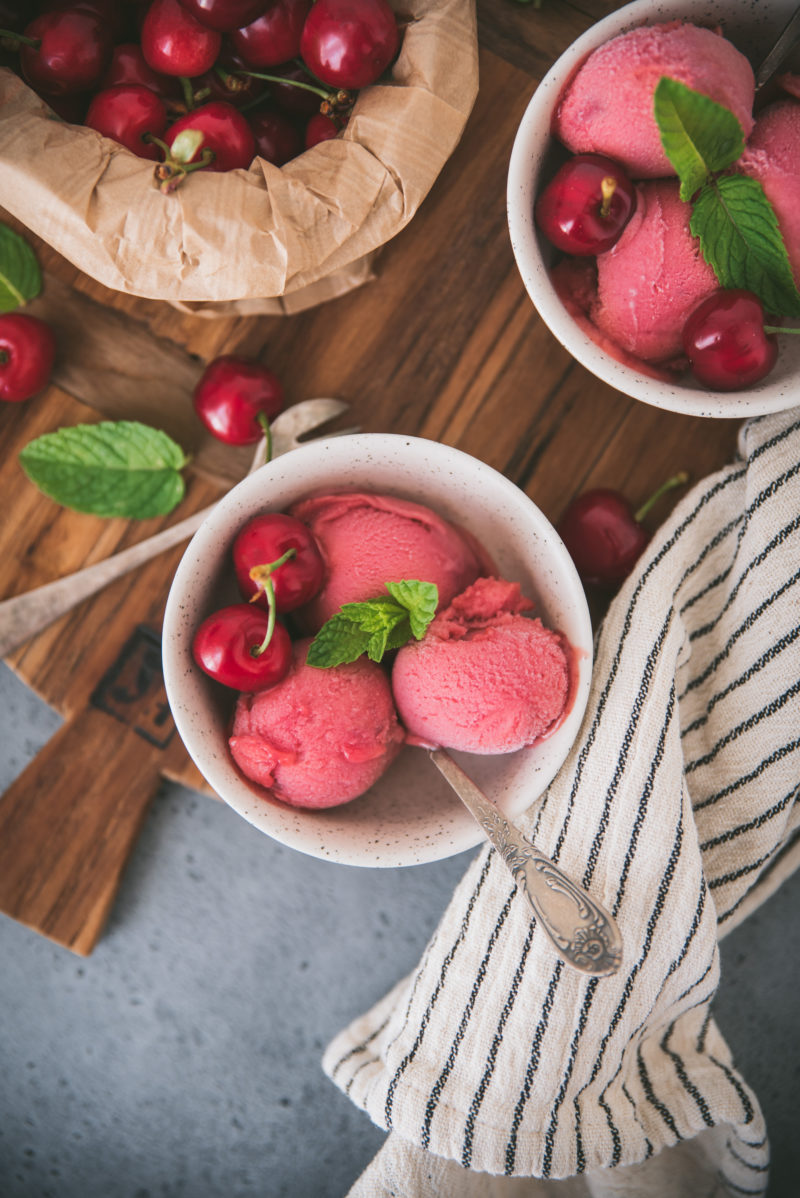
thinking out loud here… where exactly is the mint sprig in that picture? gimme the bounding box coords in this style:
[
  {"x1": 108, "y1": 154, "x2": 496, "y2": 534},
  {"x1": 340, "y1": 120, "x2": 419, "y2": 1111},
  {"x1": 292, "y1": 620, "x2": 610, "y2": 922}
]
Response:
[
  {"x1": 19, "y1": 420, "x2": 188, "y2": 519},
  {"x1": 306, "y1": 580, "x2": 439, "y2": 668},
  {"x1": 654, "y1": 77, "x2": 800, "y2": 319},
  {"x1": 0, "y1": 223, "x2": 42, "y2": 313}
]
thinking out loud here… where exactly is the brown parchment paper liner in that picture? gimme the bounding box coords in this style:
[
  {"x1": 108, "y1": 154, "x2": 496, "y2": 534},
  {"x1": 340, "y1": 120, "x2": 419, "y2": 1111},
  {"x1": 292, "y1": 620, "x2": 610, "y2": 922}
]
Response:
[{"x1": 0, "y1": 0, "x2": 477, "y2": 315}]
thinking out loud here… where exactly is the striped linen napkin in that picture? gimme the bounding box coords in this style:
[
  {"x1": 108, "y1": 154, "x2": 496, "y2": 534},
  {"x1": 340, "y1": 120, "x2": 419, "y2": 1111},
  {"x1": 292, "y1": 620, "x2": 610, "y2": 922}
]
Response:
[{"x1": 323, "y1": 406, "x2": 800, "y2": 1197}]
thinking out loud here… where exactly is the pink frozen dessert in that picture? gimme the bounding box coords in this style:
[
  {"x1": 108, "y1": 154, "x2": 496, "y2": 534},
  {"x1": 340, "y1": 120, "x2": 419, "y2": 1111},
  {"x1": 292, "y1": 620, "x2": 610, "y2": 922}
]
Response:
[
  {"x1": 289, "y1": 491, "x2": 491, "y2": 633},
  {"x1": 392, "y1": 576, "x2": 570, "y2": 755},
  {"x1": 229, "y1": 638, "x2": 404, "y2": 808},
  {"x1": 554, "y1": 21, "x2": 755, "y2": 178},
  {"x1": 740, "y1": 97, "x2": 800, "y2": 286}
]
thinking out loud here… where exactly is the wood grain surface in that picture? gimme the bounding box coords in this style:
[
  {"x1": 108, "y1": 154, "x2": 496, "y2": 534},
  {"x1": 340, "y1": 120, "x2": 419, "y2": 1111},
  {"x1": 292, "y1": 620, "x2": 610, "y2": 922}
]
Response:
[{"x1": 0, "y1": 8, "x2": 741, "y2": 954}]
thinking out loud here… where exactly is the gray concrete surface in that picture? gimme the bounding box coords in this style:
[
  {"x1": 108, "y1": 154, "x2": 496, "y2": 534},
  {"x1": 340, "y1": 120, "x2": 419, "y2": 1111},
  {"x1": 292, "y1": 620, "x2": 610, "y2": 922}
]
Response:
[{"x1": 0, "y1": 660, "x2": 798, "y2": 1198}]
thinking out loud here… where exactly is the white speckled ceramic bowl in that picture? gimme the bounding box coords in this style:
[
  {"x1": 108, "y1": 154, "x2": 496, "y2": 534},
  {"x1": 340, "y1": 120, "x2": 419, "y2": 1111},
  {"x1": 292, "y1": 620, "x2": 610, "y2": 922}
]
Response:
[
  {"x1": 163, "y1": 434, "x2": 593, "y2": 868},
  {"x1": 507, "y1": 0, "x2": 799, "y2": 419}
]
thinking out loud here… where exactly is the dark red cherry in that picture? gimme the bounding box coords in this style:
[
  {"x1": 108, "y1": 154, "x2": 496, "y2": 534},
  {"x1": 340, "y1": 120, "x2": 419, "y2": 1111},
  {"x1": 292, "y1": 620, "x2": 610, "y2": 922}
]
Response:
[
  {"x1": 249, "y1": 108, "x2": 302, "y2": 165},
  {"x1": 164, "y1": 100, "x2": 256, "y2": 172},
  {"x1": 299, "y1": 0, "x2": 399, "y2": 90},
  {"x1": 230, "y1": 0, "x2": 311, "y2": 69},
  {"x1": 192, "y1": 604, "x2": 292, "y2": 691},
  {"x1": 232, "y1": 512, "x2": 324, "y2": 613},
  {"x1": 19, "y1": 8, "x2": 113, "y2": 96},
  {"x1": 85, "y1": 84, "x2": 168, "y2": 159},
  {"x1": 140, "y1": 0, "x2": 222, "y2": 77},
  {"x1": 682, "y1": 289, "x2": 780, "y2": 391},
  {"x1": 177, "y1": 0, "x2": 269, "y2": 33},
  {"x1": 535, "y1": 153, "x2": 636, "y2": 256},
  {"x1": 304, "y1": 111, "x2": 340, "y2": 149}
]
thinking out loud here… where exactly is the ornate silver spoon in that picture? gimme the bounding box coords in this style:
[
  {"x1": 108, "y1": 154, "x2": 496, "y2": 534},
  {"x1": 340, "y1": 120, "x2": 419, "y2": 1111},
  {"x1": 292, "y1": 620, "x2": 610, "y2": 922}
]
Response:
[{"x1": 430, "y1": 748, "x2": 623, "y2": 977}]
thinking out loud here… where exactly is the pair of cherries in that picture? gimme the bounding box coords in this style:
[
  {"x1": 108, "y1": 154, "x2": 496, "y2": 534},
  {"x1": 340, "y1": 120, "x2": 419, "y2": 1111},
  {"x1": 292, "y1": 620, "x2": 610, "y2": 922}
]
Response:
[{"x1": 535, "y1": 152, "x2": 789, "y2": 391}]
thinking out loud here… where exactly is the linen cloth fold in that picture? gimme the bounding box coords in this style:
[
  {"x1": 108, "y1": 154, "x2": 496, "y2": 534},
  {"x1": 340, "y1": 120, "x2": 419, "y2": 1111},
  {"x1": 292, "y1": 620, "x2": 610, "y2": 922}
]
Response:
[{"x1": 323, "y1": 407, "x2": 800, "y2": 1197}]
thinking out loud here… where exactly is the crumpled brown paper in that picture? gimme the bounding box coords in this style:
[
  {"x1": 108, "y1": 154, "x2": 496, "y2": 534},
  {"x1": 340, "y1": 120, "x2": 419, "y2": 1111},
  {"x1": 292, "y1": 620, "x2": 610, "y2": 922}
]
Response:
[{"x1": 0, "y1": 0, "x2": 477, "y2": 315}]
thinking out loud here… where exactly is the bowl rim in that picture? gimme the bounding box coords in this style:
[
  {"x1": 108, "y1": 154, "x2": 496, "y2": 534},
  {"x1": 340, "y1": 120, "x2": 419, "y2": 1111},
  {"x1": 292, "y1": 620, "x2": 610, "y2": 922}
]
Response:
[
  {"x1": 506, "y1": 0, "x2": 800, "y2": 420},
  {"x1": 162, "y1": 432, "x2": 594, "y2": 868}
]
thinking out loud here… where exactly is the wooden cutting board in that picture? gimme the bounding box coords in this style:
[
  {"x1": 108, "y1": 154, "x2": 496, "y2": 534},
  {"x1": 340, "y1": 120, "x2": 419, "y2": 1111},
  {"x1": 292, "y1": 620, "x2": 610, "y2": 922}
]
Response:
[{"x1": 0, "y1": 33, "x2": 740, "y2": 957}]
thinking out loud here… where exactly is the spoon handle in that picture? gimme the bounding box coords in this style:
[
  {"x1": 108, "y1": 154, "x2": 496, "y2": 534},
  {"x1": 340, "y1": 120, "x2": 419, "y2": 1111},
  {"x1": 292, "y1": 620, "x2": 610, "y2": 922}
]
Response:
[{"x1": 429, "y1": 749, "x2": 623, "y2": 977}]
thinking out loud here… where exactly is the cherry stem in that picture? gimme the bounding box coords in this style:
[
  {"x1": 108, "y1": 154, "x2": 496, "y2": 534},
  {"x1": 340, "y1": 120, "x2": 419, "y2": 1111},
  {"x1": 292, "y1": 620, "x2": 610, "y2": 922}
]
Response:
[
  {"x1": 0, "y1": 29, "x2": 40, "y2": 49},
  {"x1": 763, "y1": 324, "x2": 800, "y2": 335},
  {"x1": 257, "y1": 410, "x2": 273, "y2": 464},
  {"x1": 599, "y1": 176, "x2": 617, "y2": 220},
  {"x1": 179, "y1": 76, "x2": 194, "y2": 111},
  {"x1": 235, "y1": 68, "x2": 348, "y2": 107},
  {"x1": 250, "y1": 575, "x2": 277, "y2": 656},
  {"x1": 634, "y1": 471, "x2": 689, "y2": 524}
]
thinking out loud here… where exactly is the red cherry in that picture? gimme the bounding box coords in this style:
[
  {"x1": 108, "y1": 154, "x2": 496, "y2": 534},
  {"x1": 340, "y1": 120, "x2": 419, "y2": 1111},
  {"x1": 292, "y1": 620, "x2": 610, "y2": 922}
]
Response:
[
  {"x1": 39, "y1": 0, "x2": 133, "y2": 42},
  {"x1": 193, "y1": 355, "x2": 284, "y2": 444},
  {"x1": 0, "y1": 313, "x2": 57, "y2": 403},
  {"x1": 98, "y1": 43, "x2": 181, "y2": 102},
  {"x1": 535, "y1": 153, "x2": 636, "y2": 256},
  {"x1": 140, "y1": 0, "x2": 222, "y2": 77},
  {"x1": 264, "y1": 60, "x2": 321, "y2": 117},
  {"x1": 164, "y1": 100, "x2": 256, "y2": 173},
  {"x1": 85, "y1": 85, "x2": 168, "y2": 159},
  {"x1": 192, "y1": 604, "x2": 292, "y2": 691},
  {"x1": 177, "y1": 0, "x2": 269, "y2": 33},
  {"x1": 249, "y1": 108, "x2": 302, "y2": 165},
  {"x1": 300, "y1": 0, "x2": 399, "y2": 90},
  {"x1": 682, "y1": 289, "x2": 779, "y2": 391},
  {"x1": 232, "y1": 513, "x2": 325, "y2": 612},
  {"x1": 304, "y1": 111, "x2": 340, "y2": 149},
  {"x1": 231, "y1": 0, "x2": 312, "y2": 69},
  {"x1": 558, "y1": 474, "x2": 688, "y2": 588},
  {"x1": 19, "y1": 8, "x2": 113, "y2": 97}
]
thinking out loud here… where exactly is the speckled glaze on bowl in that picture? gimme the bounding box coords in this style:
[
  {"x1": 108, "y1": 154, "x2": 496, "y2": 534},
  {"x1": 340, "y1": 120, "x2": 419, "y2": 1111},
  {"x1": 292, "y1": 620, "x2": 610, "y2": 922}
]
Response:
[
  {"x1": 507, "y1": 0, "x2": 799, "y2": 419},
  {"x1": 162, "y1": 434, "x2": 593, "y2": 868}
]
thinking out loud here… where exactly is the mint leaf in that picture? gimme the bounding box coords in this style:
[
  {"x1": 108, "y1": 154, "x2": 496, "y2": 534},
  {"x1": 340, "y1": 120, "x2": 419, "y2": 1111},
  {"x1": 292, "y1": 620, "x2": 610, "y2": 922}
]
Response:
[
  {"x1": 307, "y1": 580, "x2": 439, "y2": 668},
  {"x1": 654, "y1": 78, "x2": 745, "y2": 202},
  {"x1": 385, "y1": 579, "x2": 439, "y2": 639},
  {"x1": 19, "y1": 420, "x2": 188, "y2": 519},
  {"x1": 691, "y1": 174, "x2": 800, "y2": 318},
  {"x1": 0, "y1": 223, "x2": 42, "y2": 313}
]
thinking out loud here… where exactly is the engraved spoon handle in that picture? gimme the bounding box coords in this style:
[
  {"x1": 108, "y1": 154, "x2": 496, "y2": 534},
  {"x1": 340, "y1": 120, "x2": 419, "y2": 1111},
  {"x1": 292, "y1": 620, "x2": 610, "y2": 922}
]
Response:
[{"x1": 430, "y1": 749, "x2": 623, "y2": 977}]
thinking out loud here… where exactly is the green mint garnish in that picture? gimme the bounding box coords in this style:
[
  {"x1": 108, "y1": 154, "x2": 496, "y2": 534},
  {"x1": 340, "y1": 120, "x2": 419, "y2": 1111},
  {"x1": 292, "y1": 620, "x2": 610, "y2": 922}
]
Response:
[
  {"x1": 19, "y1": 420, "x2": 188, "y2": 519},
  {"x1": 654, "y1": 77, "x2": 800, "y2": 319},
  {"x1": 0, "y1": 223, "x2": 42, "y2": 313},
  {"x1": 654, "y1": 78, "x2": 744, "y2": 201},
  {"x1": 306, "y1": 579, "x2": 439, "y2": 668},
  {"x1": 691, "y1": 174, "x2": 800, "y2": 319}
]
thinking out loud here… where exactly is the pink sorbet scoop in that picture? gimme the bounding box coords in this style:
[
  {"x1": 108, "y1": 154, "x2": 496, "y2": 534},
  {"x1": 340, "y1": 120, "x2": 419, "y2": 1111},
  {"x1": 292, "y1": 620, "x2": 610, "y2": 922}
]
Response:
[
  {"x1": 229, "y1": 638, "x2": 404, "y2": 808},
  {"x1": 392, "y1": 577, "x2": 570, "y2": 755},
  {"x1": 740, "y1": 98, "x2": 800, "y2": 287},
  {"x1": 289, "y1": 491, "x2": 492, "y2": 633},
  {"x1": 554, "y1": 20, "x2": 755, "y2": 178}
]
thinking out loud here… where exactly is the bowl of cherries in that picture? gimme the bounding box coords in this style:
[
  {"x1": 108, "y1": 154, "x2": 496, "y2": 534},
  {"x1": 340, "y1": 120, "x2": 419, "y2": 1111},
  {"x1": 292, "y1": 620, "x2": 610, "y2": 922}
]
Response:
[
  {"x1": 0, "y1": 0, "x2": 477, "y2": 305},
  {"x1": 507, "y1": 0, "x2": 800, "y2": 418}
]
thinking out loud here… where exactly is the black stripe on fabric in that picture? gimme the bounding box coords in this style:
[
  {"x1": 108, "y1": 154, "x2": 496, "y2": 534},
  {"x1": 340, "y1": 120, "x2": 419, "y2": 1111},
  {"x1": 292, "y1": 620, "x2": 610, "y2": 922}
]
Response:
[
  {"x1": 679, "y1": 552, "x2": 737, "y2": 616},
  {"x1": 345, "y1": 1052, "x2": 382, "y2": 1096},
  {"x1": 699, "y1": 785, "x2": 798, "y2": 852},
  {"x1": 583, "y1": 612, "x2": 674, "y2": 889},
  {"x1": 681, "y1": 625, "x2": 800, "y2": 737},
  {"x1": 684, "y1": 679, "x2": 800, "y2": 775},
  {"x1": 717, "y1": 1172, "x2": 767, "y2": 1196},
  {"x1": 660, "y1": 1019, "x2": 715, "y2": 1128},
  {"x1": 681, "y1": 566, "x2": 800, "y2": 698},
  {"x1": 688, "y1": 510, "x2": 800, "y2": 644},
  {"x1": 725, "y1": 1139, "x2": 769, "y2": 1172},
  {"x1": 697, "y1": 1006, "x2": 713, "y2": 1055},
  {"x1": 330, "y1": 1016, "x2": 391, "y2": 1080},
  {"x1": 383, "y1": 853, "x2": 494, "y2": 1128},
  {"x1": 708, "y1": 1053, "x2": 756, "y2": 1124},
  {"x1": 544, "y1": 750, "x2": 685, "y2": 1177},
  {"x1": 622, "y1": 1081, "x2": 654, "y2": 1158},
  {"x1": 553, "y1": 467, "x2": 745, "y2": 865},
  {"x1": 460, "y1": 918, "x2": 536, "y2": 1169},
  {"x1": 693, "y1": 738, "x2": 800, "y2": 812},
  {"x1": 420, "y1": 887, "x2": 516, "y2": 1150},
  {"x1": 597, "y1": 880, "x2": 708, "y2": 1166},
  {"x1": 503, "y1": 962, "x2": 563, "y2": 1175},
  {"x1": 718, "y1": 826, "x2": 800, "y2": 924},
  {"x1": 708, "y1": 847, "x2": 782, "y2": 891},
  {"x1": 637, "y1": 1046, "x2": 683, "y2": 1142}
]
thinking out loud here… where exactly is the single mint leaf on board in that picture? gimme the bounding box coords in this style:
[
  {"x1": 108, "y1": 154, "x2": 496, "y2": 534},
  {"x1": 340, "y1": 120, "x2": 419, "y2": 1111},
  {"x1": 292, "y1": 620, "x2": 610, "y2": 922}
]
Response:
[
  {"x1": 19, "y1": 420, "x2": 188, "y2": 519},
  {"x1": 307, "y1": 580, "x2": 440, "y2": 668},
  {"x1": 654, "y1": 78, "x2": 745, "y2": 202},
  {"x1": 385, "y1": 579, "x2": 439, "y2": 640},
  {"x1": 691, "y1": 174, "x2": 800, "y2": 318},
  {"x1": 305, "y1": 614, "x2": 371, "y2": 668},
  {"x1": 0, "y1": 223, "x2": 42, "y2": 313}
]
